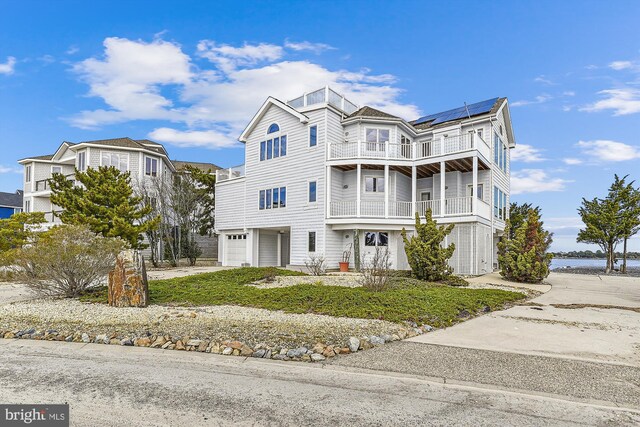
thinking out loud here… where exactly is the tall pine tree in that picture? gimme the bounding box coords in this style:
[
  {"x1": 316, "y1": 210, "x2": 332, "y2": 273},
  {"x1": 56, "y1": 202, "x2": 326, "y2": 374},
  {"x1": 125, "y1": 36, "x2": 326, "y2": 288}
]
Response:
[{"x1": 50, "y1": 166, "x2": 159, "y2": 249}]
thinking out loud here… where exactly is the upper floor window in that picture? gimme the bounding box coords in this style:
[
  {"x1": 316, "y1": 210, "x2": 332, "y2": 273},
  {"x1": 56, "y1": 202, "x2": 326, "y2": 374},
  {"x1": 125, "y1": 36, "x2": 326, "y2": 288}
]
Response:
[
  {"x1": 365, "y1": 176, "x2": 385, "y2": 193},
  {"x1": 51, "y1": 166, "x2": 62, "y2": 175},
  {"x1": 145, "y1": 157, "x2": 158, "y2": 177},
  {"x1": 24, "y1": 200, "x2": 31, "y2": 213},
  {"x1": 493, "y1": 186, "x2": 508, "y2": 220},
  {"x1": 308, "y1": 181, "x2": 317, "y2": 203},
  {"x1": 259, "y1": 187, "x2": 286, "y2": 210},
  {"x1": 494, "y1": 133, "x2": 507, "y2": 173},
  {"x1": 25, "y1": 166, "x2": 31, "y2": 183},
  {"x1": 259, "y1": 126, "x2": 287, "y2": 161},
  {"x1": 101, "y1": 151, "x2": 129, "y2": 172},
  {"x1": 77, "y1": 151, "x2": 87, "y2": 172},
  {"x1": 309, "y1": 125, "x2": 318, "y2": 147},
  {"x1": 365, "y1": 128, "x2": 390, "y2": 151},
  {"x1": 477, "y1": 128, "x2": 483, "y2": 140},
  {"x1": 267, "y1": 123, "x2": 280, "y2": 134}
]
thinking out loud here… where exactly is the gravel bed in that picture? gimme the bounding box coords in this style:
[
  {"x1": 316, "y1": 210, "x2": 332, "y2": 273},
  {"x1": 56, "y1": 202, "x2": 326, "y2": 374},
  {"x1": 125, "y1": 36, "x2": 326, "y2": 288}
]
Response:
[
  {"x1": 0, "y1": 299, "x2": 411, "y2": 350},
  {"x1": 552, "y1": 266, "x2": 640, "y2": 277}
]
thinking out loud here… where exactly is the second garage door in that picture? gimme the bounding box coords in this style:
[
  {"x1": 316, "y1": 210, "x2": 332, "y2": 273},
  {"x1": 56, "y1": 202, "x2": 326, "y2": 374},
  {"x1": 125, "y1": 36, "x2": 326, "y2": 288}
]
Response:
[{"x1": 224, "y1": 234, "x2": 246, "y2": 266}]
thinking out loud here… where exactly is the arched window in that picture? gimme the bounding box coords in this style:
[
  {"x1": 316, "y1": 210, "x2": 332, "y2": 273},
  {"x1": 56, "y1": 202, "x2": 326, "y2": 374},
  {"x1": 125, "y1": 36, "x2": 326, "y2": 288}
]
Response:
[{"x1": 267, "y1": 123, "x2": 280, "y2": 134}]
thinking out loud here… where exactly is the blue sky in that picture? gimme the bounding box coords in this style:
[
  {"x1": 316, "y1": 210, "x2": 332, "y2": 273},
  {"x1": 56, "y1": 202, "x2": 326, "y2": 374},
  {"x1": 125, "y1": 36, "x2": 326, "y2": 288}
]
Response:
[{"x1": 1, "y1": 0, "x2": 639, "y2": 251}]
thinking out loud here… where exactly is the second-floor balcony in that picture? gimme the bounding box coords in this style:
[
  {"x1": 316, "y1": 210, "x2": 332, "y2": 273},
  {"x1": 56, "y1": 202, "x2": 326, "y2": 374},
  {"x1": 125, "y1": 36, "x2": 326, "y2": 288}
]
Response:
[
  {"x1": 33, "y1": 173, "x2": 75, "y2": 193},
  {"x1": 216, "y1": 164, "x2": 245, "y2": 182},
  {"x1": 329, "y1": 196, "x2": 491, "y2": 220},
  {"x1": 328, "y1": 133, "x2": 490, "y2": 162}
]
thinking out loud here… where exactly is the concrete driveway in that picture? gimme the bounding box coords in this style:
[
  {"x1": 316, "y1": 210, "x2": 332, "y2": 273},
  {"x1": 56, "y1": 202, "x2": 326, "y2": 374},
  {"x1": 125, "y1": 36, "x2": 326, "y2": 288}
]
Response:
[{"x1": 408, "y1": 272, "x2": 640, "y2": 366}]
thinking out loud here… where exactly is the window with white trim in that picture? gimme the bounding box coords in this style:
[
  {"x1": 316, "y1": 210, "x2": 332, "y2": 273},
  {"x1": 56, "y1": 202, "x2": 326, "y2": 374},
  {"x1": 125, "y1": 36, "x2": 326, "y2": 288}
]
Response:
[
  {"x1": 145, "y1": 157, "x2": 158, "y2": 177},
  {"x1": 467, "y1": 184, "x2": 484, "y2": 200},
  {"x1": 365, "y1": 231, "x2": 388, "y2": 247},
  {"x1": 365, "y1": 176, "x2": 385, "y2": 193},
  {"x1": 77, "y1": 151, "x2": 86, "y2": 172},
  {"x1": 308, "y1": 181, "x2": 317, "y2": 203},
  {"x1": 308, "y1": 231, "x2": 316, "y2": 252},
  {"x1": 494, "y1": 133, "x2": 507, "y2": 173},
  {"x1": 51, "y1": 166, "x2": 62, "y2": 175},
  {"x1": 309, "y1": 125, "x2": 317, "y2": 147},
  {"x1": 260, "y1": 123, "x2": 287, "y2": 161},
  {"x1": 25, "y1": 166, "x2": 31, "y2": 183},
  {"x1": 365, "y1": 128, "x2": 390, "y2": 151},
  {"x1": 259, "y1": 187, "x2": 286, "y2": 210},
  {"x1": 101, "y1": 152, "x2": 129, "y2": 172},
  {"x1": 24, "y1": 200, "x2": 30, "y2": 213},
  {"x1": 493, "y1": 186, "x2": 508, "y2": 220}
]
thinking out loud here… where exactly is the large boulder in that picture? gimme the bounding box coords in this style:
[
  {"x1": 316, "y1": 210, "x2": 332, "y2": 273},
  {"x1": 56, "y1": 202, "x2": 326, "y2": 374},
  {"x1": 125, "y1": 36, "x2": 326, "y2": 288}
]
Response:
[{"x1": 108, "y1": 250, "x2": 149, "y2": 307}]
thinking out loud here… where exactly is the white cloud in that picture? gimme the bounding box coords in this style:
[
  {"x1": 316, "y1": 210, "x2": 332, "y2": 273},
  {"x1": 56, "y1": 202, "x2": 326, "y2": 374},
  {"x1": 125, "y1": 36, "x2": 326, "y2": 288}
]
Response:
[
  {"x1": 0, "y1": 56, "x2": 16, "y2": 75},
  {"x1": 510, "y1": 144, "x2": 545, "y2": 162},
  {"x1": 609, "y1": 60, "x2": 633, "y2": 70},
  {"x1": 511, "y1": 169, "x2": 571, "y2": 195},
  {"x1": 576, "y1": 140, "x2": 640, "y2": 162},
  {"x1": 511, "y1": 94, "x2": 552, "y2": 107},
  {"x1": 68, "y1": 37, "x2": 421, "y2": 148},
  {"x1": 581, "y1": 88, "x2": 640, "y2": 115},
  {"x1": 66, "y1": 46, "x2": 79, "y2": 55},
  {"x1": 545, "y1": 216, "x2": 583, "y2": 234},
  {"x1": 148, "y1": 127, "x2": 237, "y2": 149},
  {"x1": 533, "y1": 75, "x2": 554, "y2": 85},
  {"x1": 563, "y1": 158, "x2": 583, "y2": 165},
  {"x1": 284, "y1": 40, "x2": 335, "y2": 54},
  {"x1": 0, "y1": 165, "x2": 21, "y2": 174}
]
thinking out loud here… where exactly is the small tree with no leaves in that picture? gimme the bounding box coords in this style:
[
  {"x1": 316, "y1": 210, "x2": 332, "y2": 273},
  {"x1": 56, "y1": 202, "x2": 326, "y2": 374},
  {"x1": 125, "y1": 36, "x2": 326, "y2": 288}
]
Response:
[
  {"x1": 401, "y1": 211, "x2": 455, "y2": 281},
  {"x1": 360, "y1": 246, "x2": 392, "y2": 291},
  {"x1": 13, "y1": 225, "x2": 126, "y2": 297}
]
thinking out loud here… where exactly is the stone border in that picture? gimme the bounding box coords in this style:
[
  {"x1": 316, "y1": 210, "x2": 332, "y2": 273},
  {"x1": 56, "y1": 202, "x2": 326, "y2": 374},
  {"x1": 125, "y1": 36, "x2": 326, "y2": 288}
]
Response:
[{"x1": 1, "y1": 323, "x2": 435, "y2": 362}]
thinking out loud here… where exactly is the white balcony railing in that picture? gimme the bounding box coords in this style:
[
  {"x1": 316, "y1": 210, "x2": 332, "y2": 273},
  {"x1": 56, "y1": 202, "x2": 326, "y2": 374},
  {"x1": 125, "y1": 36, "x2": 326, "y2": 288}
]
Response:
[
  {"x1": 329, "y1": 134, "x2": 490, "y2": 161},
  {"x1": 216, "y1": 164, "x2": 245, "y2": 182},
  {"x1": 328, "y1": 197, "x2": 483, "y2": 219}
]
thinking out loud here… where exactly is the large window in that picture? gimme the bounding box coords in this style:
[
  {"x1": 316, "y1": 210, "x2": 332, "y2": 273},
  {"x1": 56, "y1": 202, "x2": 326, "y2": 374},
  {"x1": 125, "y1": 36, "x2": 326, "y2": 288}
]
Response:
[
  {"x1": 145, "y1": 157, "x2": 158, "y2": 177},
  {"x1": 260, "y1": 124, "x2": 287, "y2": 161},
  {"x1": 365, "y1": 128, "x2": 390, "y2": 151},
  {"x1": 309, "y1": 125, "x2": 317, "y2": 147},
  {"x1": 308, "y1": 231, "x2": 316, "y2": 252},
  {"x1": 494, "y1": 133, "x2": 507, "y2": 173},
  {"x1": 308, "y1": 181, "x2": 317, "y2": 203},
  {"x1": 493, "y1": 186, "x2": 508, "y2": 220},
  {"x1": 365, "y1": 231, "x2": 389, "y2": 247},
  {"x1": 77, "y1": 151, "x2": 86, "y2": 172},
  {"x1": 101, "y1": 151, "x2": 128, "y2": 172},
  {"x1": 259, "y1": 187, "x2": 286, "y2": 210},
  {"x1": 365, "y1": 176, "x2": 385, "y2": 193}
]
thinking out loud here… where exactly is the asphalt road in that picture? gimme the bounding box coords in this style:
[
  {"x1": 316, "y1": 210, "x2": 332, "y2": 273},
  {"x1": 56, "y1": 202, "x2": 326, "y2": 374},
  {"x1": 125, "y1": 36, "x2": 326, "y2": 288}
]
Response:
[{"x1": 1, "y1": 340, "x2": 638, "y2": 426}]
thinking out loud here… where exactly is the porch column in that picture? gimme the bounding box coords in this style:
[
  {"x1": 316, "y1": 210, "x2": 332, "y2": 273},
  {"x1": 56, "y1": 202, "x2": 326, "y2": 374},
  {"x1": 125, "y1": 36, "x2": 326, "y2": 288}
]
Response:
[
  {"x1": 277, "y1": 232, "x2": 282, "y2": 267},
  {"x1": 411, "y1": 165, "x2": 417, "y2": 216},
  {"x1": 384, "y1": 164, "x2": 389, "y2": 218},
  {"x1": 472, "y1": 156, "x2": 478, "y2": 215},
  {"x1": 356, "y1": 163, "x2": 361, "y2": 217},
  {"x1": 326, "y1": 165, "x2": 332, "y2": 218},
  {"x1": 440, "y1": 161, "x2": 446, "y2": 216}
]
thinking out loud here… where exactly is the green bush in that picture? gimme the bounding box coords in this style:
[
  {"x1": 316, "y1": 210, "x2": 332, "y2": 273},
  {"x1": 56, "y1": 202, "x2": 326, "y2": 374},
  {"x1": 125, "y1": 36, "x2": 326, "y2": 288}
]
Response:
[
  {"x1": 440, "y1": 275, "x2": 469, "y2": 287},
  {"x1": 498, "y1": 208, "x2": 552, "y2": 283},
  {"x1": 401, "y1": 211, "x2": 455, "y2": 281}
]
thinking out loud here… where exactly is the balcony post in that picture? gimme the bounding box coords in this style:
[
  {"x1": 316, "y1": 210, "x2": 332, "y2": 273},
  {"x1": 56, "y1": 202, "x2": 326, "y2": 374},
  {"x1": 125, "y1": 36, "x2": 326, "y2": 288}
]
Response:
[
  {"x1": 356, "y1": 163, "x2": 361, "y2": 217},
  {"x1": 472, "y1": 156, "x2": 478, "y2": 216},
  {"x1": 326, "y1": 165, "x2": 332, "y2": 219},
  {"x1": 411, "y1": 165, "x2": 417, "y2": 216},
  {"x1": 384, "y1": 164, "x2": 389, "y2": 218},
  {"x1": 440, "y1": 161, "x2": 446, "y2": 216}
]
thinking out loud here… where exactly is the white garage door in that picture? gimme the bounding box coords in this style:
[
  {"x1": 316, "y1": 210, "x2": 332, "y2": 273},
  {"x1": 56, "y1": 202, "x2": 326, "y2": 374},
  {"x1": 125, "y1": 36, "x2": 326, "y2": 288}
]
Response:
[
  {"x1": 225, "y1": 234, "x2": 246, "y2": 266},
  {"x1": 259, "y1": 231, "x2": 278, "y2": 267}
]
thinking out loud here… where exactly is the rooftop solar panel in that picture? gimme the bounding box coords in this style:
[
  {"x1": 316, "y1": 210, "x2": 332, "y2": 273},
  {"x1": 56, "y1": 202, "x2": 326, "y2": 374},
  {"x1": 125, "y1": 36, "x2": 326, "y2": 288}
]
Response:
[{"x1": 414, "y1": 97, "x2": 499, "y2": 126}]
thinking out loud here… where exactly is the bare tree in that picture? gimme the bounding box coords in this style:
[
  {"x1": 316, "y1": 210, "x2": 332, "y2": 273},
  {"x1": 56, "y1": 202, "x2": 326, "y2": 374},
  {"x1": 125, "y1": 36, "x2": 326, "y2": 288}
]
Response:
[
  {"x1": 305, "y1": 254, "x2": 327, "y2": 276},
  {"x1": 360, "y1": 247, "x2": 392, "y2": 292}
]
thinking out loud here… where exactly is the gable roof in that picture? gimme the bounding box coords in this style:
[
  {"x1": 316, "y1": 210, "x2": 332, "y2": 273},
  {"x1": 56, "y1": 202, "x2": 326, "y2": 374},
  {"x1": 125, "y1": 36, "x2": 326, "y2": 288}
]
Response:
[
  {"x1": 172, "y1": 160, "x2": 220, "y2": 172},
  {"x1": 239, "y1": 97, "x2": 309, "y2": 143},
  {"x1": 347, "y1": 106, "x2": 400, "y2": 120},
  {"x1": 0, "y1": 190, "x2": 23, "y2": 208}
]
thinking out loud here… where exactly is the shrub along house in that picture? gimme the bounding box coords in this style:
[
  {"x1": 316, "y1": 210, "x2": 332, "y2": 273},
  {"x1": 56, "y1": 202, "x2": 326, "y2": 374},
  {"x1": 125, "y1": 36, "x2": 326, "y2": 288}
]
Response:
[
  {"x1": 215, "y1": 87, "x2": 515, "y2": 274},
  {"x1": 18, "y1": 138, "x2": 220, "y2": 260}
]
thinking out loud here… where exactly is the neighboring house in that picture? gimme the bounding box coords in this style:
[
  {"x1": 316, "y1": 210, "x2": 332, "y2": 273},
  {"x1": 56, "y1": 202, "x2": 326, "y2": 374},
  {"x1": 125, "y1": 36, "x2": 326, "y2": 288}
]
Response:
[
  {"x1": 0, "y1": 190, "x2": 23, "y2": 219},
  {"x1": 18, "y1": 138, "x2": 220, "y2": 259},
  {"x1": 215, "y1": 87, "x2": 515, "y2": 275}
]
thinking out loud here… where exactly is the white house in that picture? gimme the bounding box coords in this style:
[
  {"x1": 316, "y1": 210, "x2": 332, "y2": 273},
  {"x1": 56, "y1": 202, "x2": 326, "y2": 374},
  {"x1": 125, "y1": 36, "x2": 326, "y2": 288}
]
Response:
[
  {"x1": 216, "y1": 87, "x2": 515, "y2": 275},
  {"x1": 18, "y1": 137, "x2": 220, "y2": 258}
]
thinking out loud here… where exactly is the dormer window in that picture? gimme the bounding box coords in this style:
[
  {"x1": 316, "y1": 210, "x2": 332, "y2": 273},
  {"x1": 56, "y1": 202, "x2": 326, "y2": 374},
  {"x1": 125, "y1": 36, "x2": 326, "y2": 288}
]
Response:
[{"x1": 260, "y1": 123, "x2": 287, "y2": 161}]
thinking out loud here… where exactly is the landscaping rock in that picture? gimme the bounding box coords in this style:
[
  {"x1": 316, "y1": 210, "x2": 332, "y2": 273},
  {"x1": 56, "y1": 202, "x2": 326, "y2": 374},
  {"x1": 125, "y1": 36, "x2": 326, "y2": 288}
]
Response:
[
  {"x1": 240, "y1": 345, "x2": 253, "y2": 357},
  {"x1": 348, "y1": 337, "x2": 360, "y2": 352},
  {"x1": 108, "y1": 249, "x2": 149, "y2": 308},
  {"x1": 369, "y1": 336, "x2": 385, "y2": 345},
  {"x1": 175, "y1": 340, "x2": 185, "y2": 350},
  {"x1": 222, "y1": 347, "x2": 233, "y2": 355},
  {"x1": 253, "y1": 349, "x2": 266, "y2": 358},
  {"x1": 311, "y1": 353, "x2": 326, "y2": 362},
  {"x1": 150, "y1": 336, "x2": 166, "y2": 348},
  {"x1": 81, "y1": 333, "x2": 91, "y2": 343},
  {"x1": 135, "y1": 337, "x2": 151, "y2": 347},
  {"x1": 186, "y1": 339, "x2": 203, "y2": 347},
  {"x1": 120, "y1": 338, "x2": 133, "y2": 346},
  {"x1": 3, "y1": 332, "x2": 15, "y2": 339}
]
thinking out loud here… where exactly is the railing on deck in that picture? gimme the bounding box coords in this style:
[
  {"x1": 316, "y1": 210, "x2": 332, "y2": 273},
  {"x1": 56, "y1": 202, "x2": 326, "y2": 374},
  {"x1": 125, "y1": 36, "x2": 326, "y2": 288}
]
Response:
[
  {"x1": 328, "y1": 197, "x2": 480, "y2": 219},
  {"x1": 216, "y1": 164, "x2": 245, "y2": 182},
  {"x1": 329, "y1": 200, "x2": 357, "y2": 217},
  {"x1": 416, "y1": 200, "x2": 441, "y2": 217},
  {"x1": 444, "y1": 196, "x2": 473, "y2": 215},
  {"x1": 287, "y1": 86, "x2": 358, "y2": 114},
  {"x1": 361, "y1": 201, "x2": 385, "y2": 217}
]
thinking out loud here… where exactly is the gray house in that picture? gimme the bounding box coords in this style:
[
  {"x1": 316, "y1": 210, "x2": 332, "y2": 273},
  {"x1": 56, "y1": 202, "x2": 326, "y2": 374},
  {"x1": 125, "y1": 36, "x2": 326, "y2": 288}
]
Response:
[{"x1": 0, "y1": 190, "x2": 23, "y2": 219}]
